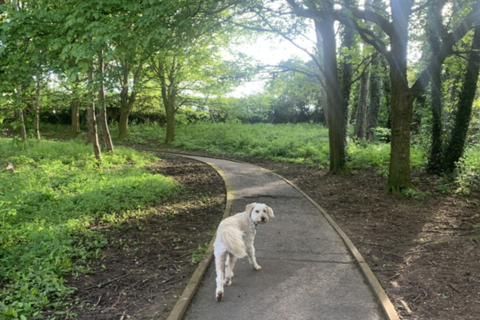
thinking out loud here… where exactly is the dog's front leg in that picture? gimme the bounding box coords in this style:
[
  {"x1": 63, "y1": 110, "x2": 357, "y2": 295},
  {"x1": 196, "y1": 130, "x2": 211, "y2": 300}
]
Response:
[
  {"x1": 246, "y1": 238, "x2": 261, "y2": 271},
  {"x1": 214, "y1": 251, "x2": 227, "y2": 301}
]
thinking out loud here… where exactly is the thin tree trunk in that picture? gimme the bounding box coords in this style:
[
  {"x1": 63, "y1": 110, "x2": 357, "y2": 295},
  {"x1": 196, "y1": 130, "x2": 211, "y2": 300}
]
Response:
[
  {"x1": 34, "y1": 78, "x2": 41, "y2": 140},
  {"x1": 354, "y1": 65, "x2": 371, "y2": 139},
  {"x1": 18, "y1": 85, "x2": 27, "y2": 142},
  {"x1": 97, "y1": 53, "x2": 114, "y2": 151},
  {"x1": 354, "y1": 0, "x2": 373, "y2": 140},
  {"x1": 165, "y1": 100, "x2": 175, "y2": 145},
  {"x1": 340, "y1": 24, "x2": 354, "y2": 146},
  {"x1": 426, "y1": 2, "x2": 444, "y2": 173},
  {"x1": 315, "y1": 27, "x2": 329, "y2": 128},
  {"x1": 366, "y1": 56, "x2": 383, "y2": 142},
  {"x1": 443, "y1": 25, "x2": 480, "y2": 172},
  {"x1": 13, "y1": 0, "x2": 26, "y2": 142},
  {"x1": 87, "y1": 70, "x2": 102, "y2": 164},
  {"x1": 157, "y1": 57, "x2": 178, "y2": 145},
  {"x1": 117, "y1": 63, "x2": 141, "y2": 140},
  {"x1": 70, "y1": 99, "x2": 81, "y2": 138}
]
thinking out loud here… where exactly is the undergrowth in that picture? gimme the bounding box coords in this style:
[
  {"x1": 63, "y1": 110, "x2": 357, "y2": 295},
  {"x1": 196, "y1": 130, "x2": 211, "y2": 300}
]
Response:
[
  {"x1": 36, "y1": 122, "x2": 480, "y2": 192},
  {"x1": 0, "y1": 138, "x2": 177, "y2": 319}
]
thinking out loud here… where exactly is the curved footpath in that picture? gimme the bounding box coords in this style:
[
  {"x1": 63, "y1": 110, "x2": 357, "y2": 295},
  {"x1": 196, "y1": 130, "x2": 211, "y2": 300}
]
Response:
[{"x1": 165, "y1": 155, "x2": 399, "y2": 320}]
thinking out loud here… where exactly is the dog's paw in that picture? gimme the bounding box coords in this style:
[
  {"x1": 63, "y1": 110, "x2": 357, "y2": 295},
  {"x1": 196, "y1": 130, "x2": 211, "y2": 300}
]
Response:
[
  {"x1": 224, "y1": 278, "x2": 232, "y2": 286},
  {"x1": 253, "y1": 265, "x2": 262, "y2": 271},
  {"x1": 216, "y1": 291, "x2": 223, "y2": 302}
]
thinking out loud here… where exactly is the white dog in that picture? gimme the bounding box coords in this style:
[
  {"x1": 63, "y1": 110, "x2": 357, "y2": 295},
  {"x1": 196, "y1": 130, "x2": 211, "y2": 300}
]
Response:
[{"x1": 213, "y1": 203, "x2": 274, "y2": 302}]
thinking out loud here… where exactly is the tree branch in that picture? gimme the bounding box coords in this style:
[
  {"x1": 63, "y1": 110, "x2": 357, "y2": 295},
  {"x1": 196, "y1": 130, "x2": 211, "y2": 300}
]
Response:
[{"x1": 410, "y1": 0, "x2": 480, "y2": 98}]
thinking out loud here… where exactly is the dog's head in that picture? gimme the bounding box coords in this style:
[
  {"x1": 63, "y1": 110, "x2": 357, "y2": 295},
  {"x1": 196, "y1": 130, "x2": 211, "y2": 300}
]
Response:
[{"x1": 246, "y1": 203, "x2": 274, "y2": 225}]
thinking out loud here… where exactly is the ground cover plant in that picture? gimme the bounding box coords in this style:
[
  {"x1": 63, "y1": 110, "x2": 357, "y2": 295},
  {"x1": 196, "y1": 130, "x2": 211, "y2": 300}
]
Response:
[
  {"x1": 111, "y1": 122, "x2": 426, "y2": 170},
  {"x1": 0, "y1": 138, "x2": 178, "y2": 319}
]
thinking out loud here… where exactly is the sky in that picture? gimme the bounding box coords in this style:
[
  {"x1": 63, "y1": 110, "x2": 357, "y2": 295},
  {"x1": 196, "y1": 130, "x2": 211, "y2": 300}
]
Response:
[{"x1": 229, "y1": 33, "x2": 315, "y2": 97}]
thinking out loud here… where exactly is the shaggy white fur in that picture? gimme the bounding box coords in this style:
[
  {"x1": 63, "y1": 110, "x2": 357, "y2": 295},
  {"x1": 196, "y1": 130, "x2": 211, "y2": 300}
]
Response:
[{"x1": 213, "y1": 203, "x2": 274, "y2": 302}]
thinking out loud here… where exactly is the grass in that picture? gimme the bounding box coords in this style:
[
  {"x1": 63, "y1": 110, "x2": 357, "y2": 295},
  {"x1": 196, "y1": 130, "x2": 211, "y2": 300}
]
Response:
[
  {"x1": 109, "y1": 122, "x2": 425, "y2": 170},
  {"x1": 0, "y1": 138, "x2": 178, "y2": 319},
  {"x1": 31, "y1": 122, "x2": 480, "y2": 183},
  {"x1": 113, "y1": 121, "x2": 480, "y2": 191}
]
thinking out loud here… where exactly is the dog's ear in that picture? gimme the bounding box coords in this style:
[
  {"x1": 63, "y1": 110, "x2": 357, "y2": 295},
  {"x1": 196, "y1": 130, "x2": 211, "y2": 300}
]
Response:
[
  {"x1": 266, "y1": 206, "x2": 274, "y2": 218},
  {"x1": 246, "y1": 203, "x2": 256, "y2": 216}
]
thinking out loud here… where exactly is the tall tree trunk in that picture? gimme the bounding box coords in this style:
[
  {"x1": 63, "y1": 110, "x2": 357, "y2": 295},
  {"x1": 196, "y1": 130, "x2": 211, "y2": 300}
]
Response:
[
  {"x1": 354, "y1": 0, "x2": 373, "y2": 140},
  {"x1": 118, "y1": 64, "x2": 130, "y2": 140},
  {"x1": 18, "y1": 85, "x2": 27, "y2": 142},
  {"x1": 97, "y1": 53, "x2": 114, "y2": 151},
  {"x1": 118, "y1": 63, "x2": 141, "y2": 140},
  {"x1": 70, "y1": 99, "x2": 81, "y2": 138},
  {"x1": 13, "y1": 1, "x2": 26, "y2": 142},
  {"x1": 354, "y1": 65, "x2": 371, "y2": 139},
  {"x1": 340, "y1": 24, "x2": 354, "y2": 146},
  {"x1": 315, "y1": 27, "x2": 329, "y2": 128},
  {"x1": 317, "y1": 7, "x2": 345, "y2": 173},
  {"x1": 164, "y1": 100, "x2": 175, "y2": 145},
  {"x1": 87, "y1": 70, "x2": 102, "y2": 164},
  {"x1": 426, "y1": 2, "x2": 444, "y2": 173},
  {"x1": 366, "y1": 56, "x2": 383, "y2": 142},
  {"x1": 118, "y1": 92, "x2": 138, "y2": 140},
  {"x1": 443, "y1": 25, "x2": 480, "y2": 172},
  {"x1": 159, "y1": 58, "x2": 177, "y2": 145},
  {"x1": 96, "y1": 107, "x2": 106, "y2": 148},
  {"x1": 384, "y1": 0, "x2": 415, "y2": 193},
  {"x1": 34, "y1": 78, "x2": 41, "y2": 140}
]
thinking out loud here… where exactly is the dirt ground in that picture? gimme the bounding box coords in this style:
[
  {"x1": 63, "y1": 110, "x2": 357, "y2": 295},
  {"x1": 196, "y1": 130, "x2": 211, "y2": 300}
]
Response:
[{"x1": 50, "y1": 154, "x2": 226, "y2": 320}]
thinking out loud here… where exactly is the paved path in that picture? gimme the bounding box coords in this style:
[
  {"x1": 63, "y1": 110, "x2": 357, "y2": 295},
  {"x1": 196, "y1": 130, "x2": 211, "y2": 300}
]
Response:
[{"x1": 177, "y1": 156, "x2": 390, "y2": 320}]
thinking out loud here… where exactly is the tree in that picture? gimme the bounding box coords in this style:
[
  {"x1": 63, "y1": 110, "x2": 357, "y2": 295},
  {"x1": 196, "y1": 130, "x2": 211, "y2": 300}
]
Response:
[
  {"x1": 266, "y1": 59, "x2": 322, "y2": 123},
  {"x1": 150, "y1": 42, "x2": 243, "y2": 144},
  {"x1": 344, "y1": 0, "x2": 480, "y2": 193},
  {"x1": 353, "y1": 0, "x2": 373, "y2": 140},
  {"x1": 148, "y1": 1, "x2": 245, "y2": 145},
  {"x1": 366, "y1": 55, "x2": 383, "y2": 142},
  {"x1": 443, "y1": 25, "x2": 480, "y2": 172},
  {"x1": 284, "y1": 0, "x2": 346, "y2": 173},
  {"x1": 426, "y1": 0, "x2": 444, "y2": 173}
]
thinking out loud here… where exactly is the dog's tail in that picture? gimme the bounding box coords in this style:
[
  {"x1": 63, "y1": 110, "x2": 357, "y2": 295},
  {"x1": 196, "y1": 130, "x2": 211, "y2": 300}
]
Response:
[{"x1": 219, "y1": 227, "x2": 247, "y2": 258}]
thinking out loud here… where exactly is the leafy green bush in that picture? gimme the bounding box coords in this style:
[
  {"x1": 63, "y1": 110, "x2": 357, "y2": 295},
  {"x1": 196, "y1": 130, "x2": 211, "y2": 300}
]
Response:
[
  {"x1": 347, "y1": 141, "x2": 424, "y2": 170},
  {"x1": 454, "y1": 145, "x2": 480, "y2": 194},
  {"x1": 0, "y1": 138, "x2": 177, "y2": 319}
]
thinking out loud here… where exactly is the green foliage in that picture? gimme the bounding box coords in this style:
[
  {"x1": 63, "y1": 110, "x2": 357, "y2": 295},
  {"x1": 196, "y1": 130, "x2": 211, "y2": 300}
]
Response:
[
  {"x1": 347, "y1": 140, "x2": 424, "y2": 170},
  {"x1": 170, "y1": 122, "x2": 332, "y2": 167},
  {"x1": 113, "y1": 122, "x2": 426, "y2": 171},
  {"x1": 191, "y1": 242, "x2": 209, "y2": 264},
  {"x1": 0, "y1": 138, "x2": 177, "y2": 319},
  {"x1": 401, "y1": 188, "x2": 431, "y2": 201},
  {"x1": 453, "y1": 145, "x2": 480, "y2": 194}
]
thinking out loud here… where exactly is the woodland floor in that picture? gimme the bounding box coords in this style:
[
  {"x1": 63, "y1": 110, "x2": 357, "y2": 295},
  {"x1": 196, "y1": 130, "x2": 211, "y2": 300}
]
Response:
[
  {"x1": 147, "y1": 146, "x2": 480, "y2": 320},
  {"x1": 3, "y1": 128, "x2": 480, "y2": 319},
  {"x1": 47, "y1": 153, "x2": 227, "y2": 320}
]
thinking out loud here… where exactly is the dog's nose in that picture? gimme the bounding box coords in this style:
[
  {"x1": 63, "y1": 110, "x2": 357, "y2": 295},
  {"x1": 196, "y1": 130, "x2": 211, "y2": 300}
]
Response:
[{"x1": 261, "y1": 217, "x2": 265, "y2": 222}]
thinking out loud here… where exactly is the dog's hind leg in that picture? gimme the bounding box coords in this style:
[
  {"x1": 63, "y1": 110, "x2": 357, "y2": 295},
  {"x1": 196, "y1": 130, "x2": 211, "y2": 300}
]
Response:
[
  {"x1": 246, "y1": 240, "x2": 261, "y2": 271},
  {"x1": 215, "y1": 250, "x2": 227, "y2": 301},
  {"x1": 224, "y1": 253, "x2": 237, "y2": 286}
]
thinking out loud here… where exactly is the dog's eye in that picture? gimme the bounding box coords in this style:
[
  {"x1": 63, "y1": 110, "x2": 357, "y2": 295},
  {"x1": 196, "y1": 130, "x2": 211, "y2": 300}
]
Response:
[{"x1": 255, "y1": 210, "x2": 259, "y2": 213}]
